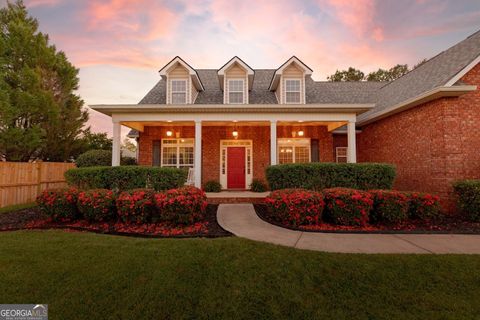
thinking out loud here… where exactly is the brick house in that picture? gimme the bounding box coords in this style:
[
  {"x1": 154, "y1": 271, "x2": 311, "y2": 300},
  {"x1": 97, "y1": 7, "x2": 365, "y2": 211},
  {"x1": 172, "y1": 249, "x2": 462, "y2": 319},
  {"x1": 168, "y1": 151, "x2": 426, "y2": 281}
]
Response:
[{"x1": 92, "y1": 30, "x2": 480, "y2": 209}]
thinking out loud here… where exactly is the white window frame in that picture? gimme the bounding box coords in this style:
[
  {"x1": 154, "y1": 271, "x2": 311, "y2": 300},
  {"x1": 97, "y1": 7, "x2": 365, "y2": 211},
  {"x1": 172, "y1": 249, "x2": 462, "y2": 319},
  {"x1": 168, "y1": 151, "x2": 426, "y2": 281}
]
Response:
[
  {"x1": 161, "y1": 138, "x2": 194, "y2": 168},
  {"x1": 277, "y1": 138, "x2": 311, "y2": 164},
  {"x1": 336, "y1": 147, "x2": 348, "y2": 163},
  {"x1": 170, "y1": 79, "x2": 187, "y2": 104},
  {"x1": 228, "y1": 78, "x2": 245, "y2": 104},
  {"x1": 284, "y1": 78, "x2": 301, "y2": 104}
]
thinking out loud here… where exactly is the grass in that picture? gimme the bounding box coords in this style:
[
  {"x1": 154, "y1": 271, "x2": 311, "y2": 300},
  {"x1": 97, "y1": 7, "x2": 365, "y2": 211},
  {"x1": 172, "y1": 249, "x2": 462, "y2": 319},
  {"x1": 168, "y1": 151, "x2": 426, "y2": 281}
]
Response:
[
  {"x1": 1, "y1": 231, "x2": 480, "y2": 319},
  {"x1": 0, "y1": 202, "x2": 36, "y2": 214}
]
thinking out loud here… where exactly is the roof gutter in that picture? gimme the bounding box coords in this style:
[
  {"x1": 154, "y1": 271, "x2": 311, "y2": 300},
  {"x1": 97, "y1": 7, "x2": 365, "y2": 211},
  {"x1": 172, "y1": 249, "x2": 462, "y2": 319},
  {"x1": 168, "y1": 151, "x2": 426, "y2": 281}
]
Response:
[
  {"x1": 357, "y1": 85, "x2": 477, "y2": 126},
  {"x1": 90, "y1": 103, "x2": 374, "y2": 117}
]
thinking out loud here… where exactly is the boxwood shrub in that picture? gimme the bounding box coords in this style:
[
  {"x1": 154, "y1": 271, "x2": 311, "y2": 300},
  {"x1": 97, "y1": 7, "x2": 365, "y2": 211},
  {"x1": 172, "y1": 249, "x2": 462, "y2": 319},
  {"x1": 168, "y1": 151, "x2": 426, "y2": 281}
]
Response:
[
  {"x1": 453, "y1": 180, "x2": 480, "y2": 222},
  {"x1": 75, "y1": 149, "x2": 136, "y2": 167},
  {"x1": 266, "y1": 163, "x2": 395, "y2": 191},
  {"x1": 65, "y1": 166, "x2": 187, "y2": 191}
]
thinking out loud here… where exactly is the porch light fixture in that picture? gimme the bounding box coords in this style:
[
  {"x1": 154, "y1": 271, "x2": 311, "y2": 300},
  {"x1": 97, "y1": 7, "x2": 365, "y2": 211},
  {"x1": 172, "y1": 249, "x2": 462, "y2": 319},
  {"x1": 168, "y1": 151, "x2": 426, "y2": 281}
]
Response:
[
  {"x1": 232, "y1": 123, "x2": 239, "y2": 138},
  {"x1": 166, "y1": 130, "x2": 173, "y2": 137},
  {"x1": 298, "y1": 130, "x2": 304, "y2": 137}
]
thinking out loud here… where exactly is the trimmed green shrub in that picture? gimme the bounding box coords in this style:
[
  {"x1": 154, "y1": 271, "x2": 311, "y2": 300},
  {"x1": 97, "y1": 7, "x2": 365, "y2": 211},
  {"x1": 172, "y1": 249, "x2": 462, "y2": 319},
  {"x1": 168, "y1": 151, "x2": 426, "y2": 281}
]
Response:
[
  {"x1": 116, "y1": 189, "x2": 157, "y2": 223},
  {"x1": 250, "y1": 179, "x2": 268, "y2": 192},
  {"x1": 65, "y1": 166, "x2": 187, "y2": 191},
  {"x1": 406, "y1": 192, "x2": 442, "y2": 221},
  {"x1": 155, "y1": 186, "x2": 207, "y2": 224},
  {"x1": 453, "y1": 180, "x2": 480, "y2": 222},
  {"x1": 203, "y1": 180, "x2": 222, "y2": 192},
  {"x1": 369, "y1": 190, "x2": 409, "y2": 224},
  {"x1": 36, "y1": 188, "x2": 79, "y2": 220},
  {"x1": 77, "y1": 189, "x2": 116, "y2": 222},
  {"x1": 266, "y1": 163, "x2": 395, "y2": 191},
  {"x1": 264, "y1": 189, "x2": 324, "y2": 227},
  {"x1": 75, "y1": 149, "x2": 137, "y2": 167},
  {"x1": 323, "y1": 188, "x2": 373, "y2": 226}
]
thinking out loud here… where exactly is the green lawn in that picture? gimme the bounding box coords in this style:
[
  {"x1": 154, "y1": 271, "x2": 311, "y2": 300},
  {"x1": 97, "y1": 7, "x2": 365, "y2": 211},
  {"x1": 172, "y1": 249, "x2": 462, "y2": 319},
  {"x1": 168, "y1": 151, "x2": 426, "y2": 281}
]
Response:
[
  {"x1": 1, "y1": 231, "x2": 479, "y2": 319},
  {"x1": 0, "y1": 202, "x2": 36, "y2": 214}
]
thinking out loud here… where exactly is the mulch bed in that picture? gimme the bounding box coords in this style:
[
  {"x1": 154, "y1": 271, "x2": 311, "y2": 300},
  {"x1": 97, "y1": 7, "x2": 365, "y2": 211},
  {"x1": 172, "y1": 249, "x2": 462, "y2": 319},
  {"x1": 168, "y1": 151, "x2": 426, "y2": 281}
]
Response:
[
  {"x1": 0, "y1": 205, "x2": 232, "y2": 238},
  {"x1": 254, "y1": 204, "x2": 480, "y2": 234}
]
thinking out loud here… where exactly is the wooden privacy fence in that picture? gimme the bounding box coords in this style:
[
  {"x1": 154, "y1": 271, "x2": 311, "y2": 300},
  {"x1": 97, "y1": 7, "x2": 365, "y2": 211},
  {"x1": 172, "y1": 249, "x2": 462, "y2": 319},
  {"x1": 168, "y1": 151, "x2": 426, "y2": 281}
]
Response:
[{"x1": 0, "y1": 162, "x2": 75, "y2": 208}]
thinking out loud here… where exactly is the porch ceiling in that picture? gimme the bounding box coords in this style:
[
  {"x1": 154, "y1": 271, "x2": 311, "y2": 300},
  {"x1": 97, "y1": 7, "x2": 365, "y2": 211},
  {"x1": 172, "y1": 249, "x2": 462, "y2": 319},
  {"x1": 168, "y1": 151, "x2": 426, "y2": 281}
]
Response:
[{"x1": 121, "y1": 120, "x2": 348, "y2": 132}]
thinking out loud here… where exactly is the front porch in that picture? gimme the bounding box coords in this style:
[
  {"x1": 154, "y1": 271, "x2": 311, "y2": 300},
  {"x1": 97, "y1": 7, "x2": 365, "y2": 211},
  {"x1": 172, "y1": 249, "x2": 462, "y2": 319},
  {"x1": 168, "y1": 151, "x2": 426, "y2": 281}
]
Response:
[{"x1": 91, "y1": 104, "x2": 372, "y2": 189}]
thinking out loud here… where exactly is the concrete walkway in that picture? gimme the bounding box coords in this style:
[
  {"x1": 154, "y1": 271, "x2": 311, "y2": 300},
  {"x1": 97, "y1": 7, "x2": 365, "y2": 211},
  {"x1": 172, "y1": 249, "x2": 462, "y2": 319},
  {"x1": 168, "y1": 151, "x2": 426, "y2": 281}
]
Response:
[{"x1": 217, "y1": 204, "x2": 480, "y2": 254}]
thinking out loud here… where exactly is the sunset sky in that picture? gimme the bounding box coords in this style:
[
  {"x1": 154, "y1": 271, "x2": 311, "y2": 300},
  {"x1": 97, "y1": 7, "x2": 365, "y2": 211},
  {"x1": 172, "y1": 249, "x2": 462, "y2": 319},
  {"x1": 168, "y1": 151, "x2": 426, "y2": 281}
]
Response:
[{"x1": 16, "y1": 0, "x2": 480, "y2": 137}]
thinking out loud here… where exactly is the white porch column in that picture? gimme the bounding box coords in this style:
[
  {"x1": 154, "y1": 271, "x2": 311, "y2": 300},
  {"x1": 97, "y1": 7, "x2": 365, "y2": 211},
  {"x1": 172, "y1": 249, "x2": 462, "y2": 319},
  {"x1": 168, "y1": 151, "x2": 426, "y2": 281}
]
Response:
[
  {"x1": 347, "y1": 120, "x2": 357, "y2": 163},
  {"x1": 270, "y1": 120, "x2": 277, "y2": 165},
  {"x1": 112, "y1": 121, "x2": 121, "y2": 166},
  {"x1": 194, "y1": 120, "x2": 202, "y2": 188}
]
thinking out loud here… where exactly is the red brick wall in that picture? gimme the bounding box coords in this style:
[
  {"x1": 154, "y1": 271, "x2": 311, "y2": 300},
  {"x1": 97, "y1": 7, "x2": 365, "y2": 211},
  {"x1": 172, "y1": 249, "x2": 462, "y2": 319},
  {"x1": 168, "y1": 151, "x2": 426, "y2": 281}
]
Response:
[
  {"x1": 357, "y1": 63, "x2": 480, "y2": 211},
  {"x1": 137, "y1": 124, "x2": 334, "y2": 186}
]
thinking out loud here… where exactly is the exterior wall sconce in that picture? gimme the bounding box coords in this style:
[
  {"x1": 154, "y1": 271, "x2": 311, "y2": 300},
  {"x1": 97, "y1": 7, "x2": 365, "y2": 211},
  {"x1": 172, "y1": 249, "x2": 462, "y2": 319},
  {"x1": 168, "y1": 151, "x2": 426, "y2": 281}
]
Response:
[
  {"x1": 232, "y1": 129, "x2": 238, "y2": 138},
  {"x1": 166, "y1": 130, "x2": 173, "y2": 137},
  {"x1": 298, "y1": 130, "x2": 304, "y2": 137}
]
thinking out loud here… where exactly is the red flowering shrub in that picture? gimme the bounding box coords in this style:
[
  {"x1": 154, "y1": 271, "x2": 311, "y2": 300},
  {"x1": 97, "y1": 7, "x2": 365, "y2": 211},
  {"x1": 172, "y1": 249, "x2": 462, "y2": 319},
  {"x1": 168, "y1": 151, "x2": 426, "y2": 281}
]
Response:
[
  {"x1": 264, "y1": 189, "x2": 324, "y2": 226},
  {"x1": 323, "y1": 188, "x2": 373, "y2": 226},
  {"x1": 77, "y1": 189, "x2": 116, "y2": 222},
  {"x1": 155, "y1": 186, "x2": 207, "y2": 224},
  {"x1": 116, "y1": 189, "x2": 157, "y2": 223},
  {"x1": 36, "y1": 188, "x2": 78, "y2": 220},
  {"x1": 369, "y1": 190, "x2": 409, "y2": 224},
  {"x1": 406, "y1": 192, "x2": 441, "y2": 221}
]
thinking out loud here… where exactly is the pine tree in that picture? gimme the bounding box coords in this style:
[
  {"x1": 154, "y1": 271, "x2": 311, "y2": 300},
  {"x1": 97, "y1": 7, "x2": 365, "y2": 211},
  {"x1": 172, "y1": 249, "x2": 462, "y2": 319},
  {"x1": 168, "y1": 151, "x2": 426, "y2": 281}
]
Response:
[{"x1": 0, "y1": 0, "x2": 88, "y2": 161}]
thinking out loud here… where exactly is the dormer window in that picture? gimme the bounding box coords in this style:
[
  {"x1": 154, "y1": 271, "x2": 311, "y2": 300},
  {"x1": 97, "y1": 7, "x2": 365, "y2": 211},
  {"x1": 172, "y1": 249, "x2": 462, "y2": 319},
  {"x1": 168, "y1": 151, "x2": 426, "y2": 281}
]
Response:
[
  {"x1": 158, "y1": 57, "x2": 204, "y2": 104},
  {"x1": 285, "y1": 79, "x2": 301, "y2": 104},
  {"x1": 228, "y1": 79, "x2": 244, "y2": 104},
  {"x1": 171, "y1": 79, "x2": 187, "y2": 104}
]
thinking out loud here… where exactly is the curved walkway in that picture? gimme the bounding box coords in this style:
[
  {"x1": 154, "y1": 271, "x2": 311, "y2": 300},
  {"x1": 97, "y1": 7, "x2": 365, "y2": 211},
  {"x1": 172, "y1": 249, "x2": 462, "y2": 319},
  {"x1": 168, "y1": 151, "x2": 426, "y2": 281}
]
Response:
[{"x1": 217, "y1": 204, "x2": 480, "y2": 254}]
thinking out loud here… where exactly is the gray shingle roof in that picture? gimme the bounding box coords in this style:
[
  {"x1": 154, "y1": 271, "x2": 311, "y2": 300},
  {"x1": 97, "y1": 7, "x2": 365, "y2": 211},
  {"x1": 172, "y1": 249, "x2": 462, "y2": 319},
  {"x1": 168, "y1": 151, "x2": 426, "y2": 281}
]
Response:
[
  {"x1": 139, "y1": 69, "x2": 381, "y2": 105},
  {"x1": 359, "y1": 29, "x2": 480, "y2": 122},
  {"x1": 139, "y1": 29, "x2": 480, "y2": 118}
]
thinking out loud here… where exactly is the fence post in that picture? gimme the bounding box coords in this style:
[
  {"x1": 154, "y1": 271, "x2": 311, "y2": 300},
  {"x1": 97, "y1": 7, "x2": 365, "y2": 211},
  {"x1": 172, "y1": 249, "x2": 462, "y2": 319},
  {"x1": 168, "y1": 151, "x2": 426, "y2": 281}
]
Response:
[{"x1": 36, "y1": 161, "x2": 42, "y2": 198}]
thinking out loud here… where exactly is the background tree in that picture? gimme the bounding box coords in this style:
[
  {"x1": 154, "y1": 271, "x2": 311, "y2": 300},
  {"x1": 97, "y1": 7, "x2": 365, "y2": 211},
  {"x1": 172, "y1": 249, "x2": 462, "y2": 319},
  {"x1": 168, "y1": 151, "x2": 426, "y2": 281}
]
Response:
[
  {"x1": 79, "y1": 129, "x2": 112, "y2": 152},
  {"x1": 122, "y1": 138, "x2": 136, "y2": 153},
  {"x1": 327, "y1": 67, "x2": 365, "y2": 82},
  {"x1": 0, "y1": 1, "x2": 88, "y2": 161},
  {"x1": 366, "y1": 64, "x2": 409, "y2": 82}
]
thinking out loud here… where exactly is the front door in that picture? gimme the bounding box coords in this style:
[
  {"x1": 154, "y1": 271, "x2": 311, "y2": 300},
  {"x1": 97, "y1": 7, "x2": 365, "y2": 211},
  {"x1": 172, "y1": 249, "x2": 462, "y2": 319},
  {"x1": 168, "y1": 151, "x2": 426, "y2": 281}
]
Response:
[{"x1": 227, "y1": 147, "x2": 246, "y2": 189}]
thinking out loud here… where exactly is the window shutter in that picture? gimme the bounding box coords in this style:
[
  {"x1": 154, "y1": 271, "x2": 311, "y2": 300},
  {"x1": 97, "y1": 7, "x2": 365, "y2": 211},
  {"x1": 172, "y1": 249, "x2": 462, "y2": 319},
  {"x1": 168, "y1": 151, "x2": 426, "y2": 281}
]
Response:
[
  {"x1": 311, "y1": 139, "x2": 319, "y2": 162},
  {"x1": 153, "y1": 140, "x2": 161, "y2": 166}
]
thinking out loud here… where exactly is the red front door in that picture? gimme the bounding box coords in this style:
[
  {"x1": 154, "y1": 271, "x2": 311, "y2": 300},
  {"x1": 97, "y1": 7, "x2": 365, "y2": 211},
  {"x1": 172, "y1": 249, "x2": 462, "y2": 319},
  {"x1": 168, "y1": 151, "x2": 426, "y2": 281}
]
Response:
[{"x1": 227, "y1": 147, "x2": 246, "y2": 189}]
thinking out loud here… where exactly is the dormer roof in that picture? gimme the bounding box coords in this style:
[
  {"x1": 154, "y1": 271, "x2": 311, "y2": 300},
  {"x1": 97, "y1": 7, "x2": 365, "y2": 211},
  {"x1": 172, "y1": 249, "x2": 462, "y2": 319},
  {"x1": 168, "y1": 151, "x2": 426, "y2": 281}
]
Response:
[
  {"x1": 158, "y1": 56, "x2": 205, "y2": 91},
  {"x1": 217, "y1": 56, "x2": 255, "y2": 90},
  {"x1": 268, "y1": 56, "x2": 313, "y2": 91}
]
